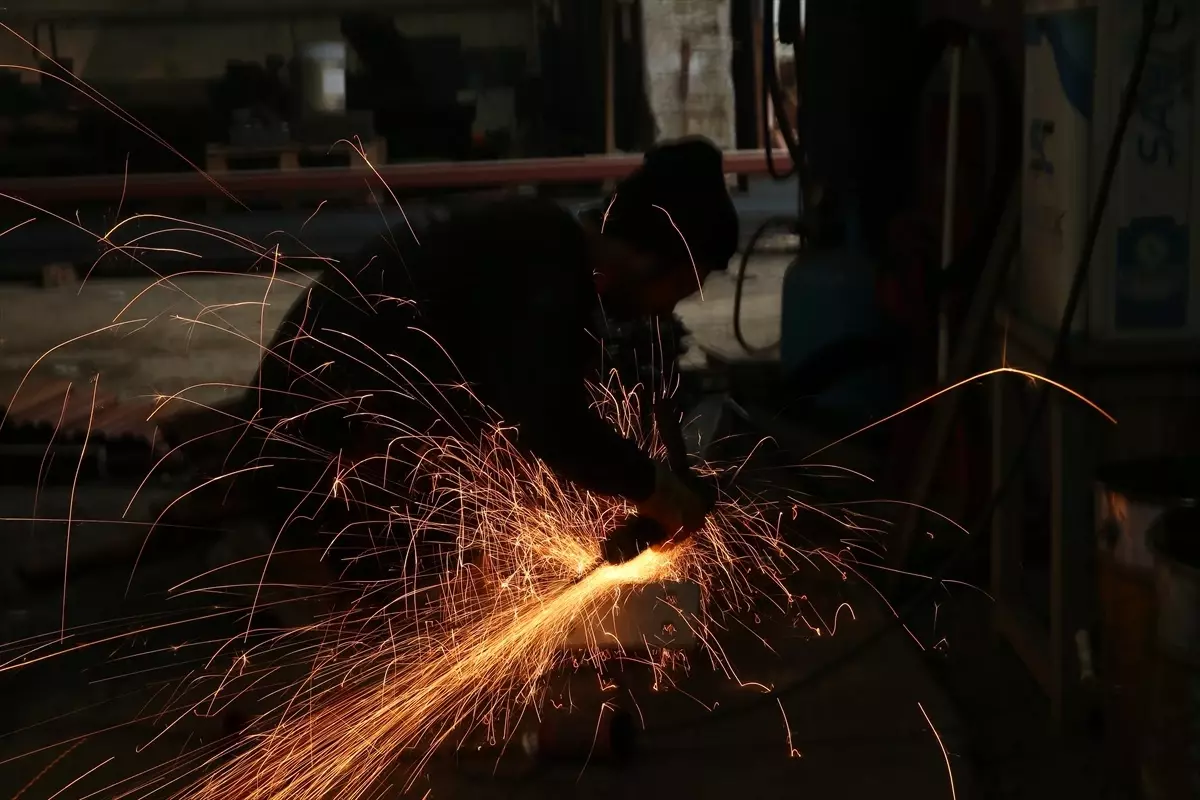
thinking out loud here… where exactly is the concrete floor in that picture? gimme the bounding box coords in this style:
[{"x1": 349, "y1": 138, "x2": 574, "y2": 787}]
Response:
[{"x1": 0, "y1": 246, "x2": 976, "y2": 798}]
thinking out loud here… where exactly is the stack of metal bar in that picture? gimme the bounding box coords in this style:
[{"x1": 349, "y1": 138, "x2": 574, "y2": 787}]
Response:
[{"x1": 0, "y1": 378, "x2": 171, "y2": 486}]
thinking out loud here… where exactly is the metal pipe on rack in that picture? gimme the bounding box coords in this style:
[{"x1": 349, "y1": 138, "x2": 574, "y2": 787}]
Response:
[{"x1": 1, "y1": 149, "x2": 793, "y2": 205}]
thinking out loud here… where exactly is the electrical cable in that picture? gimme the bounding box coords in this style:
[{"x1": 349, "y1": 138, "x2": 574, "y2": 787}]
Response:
[
  {"x1": 762, "y1": 0, "x2": 803, "y2": 181},
  {"x1": 731, "y1": 1, "x2": 805, "y2": 353},
  {"x1": 733, "y1": 216, "x2": 796, "y2": 353},
  {"x1": 648, "y1": 0, "x2": 1161, "y2": 736}
]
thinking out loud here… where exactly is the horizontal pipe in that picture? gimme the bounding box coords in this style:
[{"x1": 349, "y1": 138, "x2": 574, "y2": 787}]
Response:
[
  {"x1": 1, "y1": 149, "x2": 793, "y2": 205},
  {"x1": 0, "y1": 193, "x2": 799, "y2": 282}
]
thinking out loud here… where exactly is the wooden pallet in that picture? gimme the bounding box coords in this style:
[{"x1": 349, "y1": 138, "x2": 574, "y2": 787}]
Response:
[{"x1": 2, "y1": 377, "x2": 174, "y2": 441}]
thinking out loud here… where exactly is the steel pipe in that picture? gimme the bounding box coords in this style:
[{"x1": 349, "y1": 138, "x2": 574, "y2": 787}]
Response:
[{"x1": 2, "y1": 149, "x2": 793, "y2": 205}]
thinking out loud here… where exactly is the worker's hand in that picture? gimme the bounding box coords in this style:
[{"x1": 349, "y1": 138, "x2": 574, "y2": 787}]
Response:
[{"x1": 635, "y1": 462, "x2": 711, "y2": 547}]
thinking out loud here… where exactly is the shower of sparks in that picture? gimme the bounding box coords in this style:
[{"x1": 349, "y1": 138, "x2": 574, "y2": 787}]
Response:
[
  {"x1": 0, "y1": 42, "x2": 1116, "y2": 800},
  {"x1": 132, "y1": 375, "x2": 809, "y2": 799},
  {"x1": 0, "y1": 130, "x2": 815, "y2": 797}
]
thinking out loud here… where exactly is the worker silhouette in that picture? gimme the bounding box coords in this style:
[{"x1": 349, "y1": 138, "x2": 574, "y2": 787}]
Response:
[{"x1": 242, "y1": 137, "x2": 739, "y2": 595}]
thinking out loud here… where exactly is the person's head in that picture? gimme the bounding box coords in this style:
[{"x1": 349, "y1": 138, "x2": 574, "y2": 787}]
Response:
[{"x1": 584, "y1": 137, "x2": 739, "y2": 318}]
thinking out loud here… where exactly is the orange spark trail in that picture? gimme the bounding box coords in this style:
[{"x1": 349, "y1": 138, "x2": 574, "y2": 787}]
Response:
[
  {"x1": 918, "y1": 701, "x2": 957, "y2": 800},
  {"x1": 63, "y1": 376, "x2": 101, "y2": 640},
  {"x1": 806, "y1": 366, "x2": 1115, "y2": 460},
  {"x1": 777, "y1": 698, "x2": 802, "y2": 759}
]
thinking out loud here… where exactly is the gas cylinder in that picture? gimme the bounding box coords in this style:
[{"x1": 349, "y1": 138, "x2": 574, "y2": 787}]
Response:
[{"x1": 779, "y1": 244, "x2": 898, "y2": 425}]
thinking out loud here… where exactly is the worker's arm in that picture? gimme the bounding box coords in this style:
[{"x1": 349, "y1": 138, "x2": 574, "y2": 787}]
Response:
[
  {"x1": 402, "y1": 197, "x2": 656, "y2": 502},
  {"x1": 518, "y1": 399, "x2": 657, "y2": 501},
  {"x1": 478, "y1": 278, "x2": 657, "y2": 503}
]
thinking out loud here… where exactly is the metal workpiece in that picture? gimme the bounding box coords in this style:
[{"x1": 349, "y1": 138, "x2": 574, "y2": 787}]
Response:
[{"x1": 562, "y1": 579, "x2": 702, "y2": 652}]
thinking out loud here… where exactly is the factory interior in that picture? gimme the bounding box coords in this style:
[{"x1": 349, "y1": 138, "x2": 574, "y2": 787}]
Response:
[{"x1": 0, "y1": 0, "x2": 1198, "y2": 798}]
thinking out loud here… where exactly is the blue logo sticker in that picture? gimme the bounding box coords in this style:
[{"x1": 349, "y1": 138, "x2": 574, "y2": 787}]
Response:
[{"x1": 1114, "y1": 216, "x2": 1190, "y2": 330}]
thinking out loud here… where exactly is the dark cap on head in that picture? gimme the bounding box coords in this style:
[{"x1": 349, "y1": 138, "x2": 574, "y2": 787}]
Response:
[{"x1": 603, "y1": 137, "x2": 739, "y2": 273}]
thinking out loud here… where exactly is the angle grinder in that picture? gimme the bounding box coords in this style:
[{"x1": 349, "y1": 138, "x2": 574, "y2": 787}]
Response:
[{"x1": 595, "y1": 395, "x2": 716, "y2": 567}]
